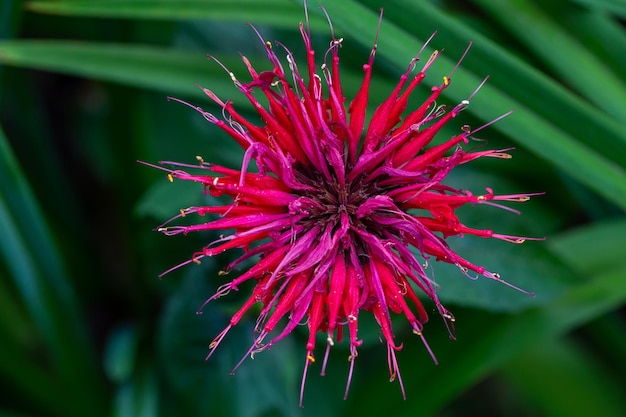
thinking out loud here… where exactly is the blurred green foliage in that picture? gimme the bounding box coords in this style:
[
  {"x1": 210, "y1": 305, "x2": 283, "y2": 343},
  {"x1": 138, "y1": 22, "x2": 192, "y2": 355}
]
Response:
[{"x1": 1, "y1": 0, "x2": 625, "y2": 416}]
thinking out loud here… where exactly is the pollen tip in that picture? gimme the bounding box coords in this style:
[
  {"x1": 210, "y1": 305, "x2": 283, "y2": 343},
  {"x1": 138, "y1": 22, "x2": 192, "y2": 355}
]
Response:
[{"x1": 167, "y1": 173, "x2": 174, "y2": 182}]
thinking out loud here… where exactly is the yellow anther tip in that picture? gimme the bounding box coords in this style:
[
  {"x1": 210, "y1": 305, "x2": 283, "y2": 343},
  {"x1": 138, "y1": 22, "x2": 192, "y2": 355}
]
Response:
[
  {"x1": 167, "y1": 174, "x2": 174, "y2": 183},
  {"x1": 307, "y1": 355, "x2": 316, "y2": 363}
]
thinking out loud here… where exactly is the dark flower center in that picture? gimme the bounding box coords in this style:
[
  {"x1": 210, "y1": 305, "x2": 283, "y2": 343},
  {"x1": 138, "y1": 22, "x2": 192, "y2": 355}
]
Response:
[{"x1": 300, "y1": 170, "x2": 374, "y2": 224}]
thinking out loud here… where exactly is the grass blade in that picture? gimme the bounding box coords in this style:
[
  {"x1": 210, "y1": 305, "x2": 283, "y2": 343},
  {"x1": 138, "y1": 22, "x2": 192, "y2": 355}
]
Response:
[
  {"x1": 0, "y1": 126, "x2": 108, "y2": 417},
  {"x1": 471, "y1": 0, "x2": 626, "y2": 122},
  {"x1": 26, "y1": 0, "x2": 321, "y2": 27}
]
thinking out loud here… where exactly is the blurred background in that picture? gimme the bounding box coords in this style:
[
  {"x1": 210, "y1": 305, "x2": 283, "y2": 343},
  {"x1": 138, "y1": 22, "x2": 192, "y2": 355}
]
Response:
[{"x1": 1, "y1": 0, "x2": 626, "y2": 416}]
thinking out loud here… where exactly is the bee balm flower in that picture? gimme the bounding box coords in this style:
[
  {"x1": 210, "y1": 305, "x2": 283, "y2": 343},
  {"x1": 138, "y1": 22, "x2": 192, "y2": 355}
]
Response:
[{"x1": 150, "y1": 6, "x2": 539, "y2": 406}]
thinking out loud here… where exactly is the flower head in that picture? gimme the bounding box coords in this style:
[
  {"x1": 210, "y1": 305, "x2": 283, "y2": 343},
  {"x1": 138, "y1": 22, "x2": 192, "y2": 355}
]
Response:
[{"x1": 150, "y1": 5, "x2": 539, "y2": 405}]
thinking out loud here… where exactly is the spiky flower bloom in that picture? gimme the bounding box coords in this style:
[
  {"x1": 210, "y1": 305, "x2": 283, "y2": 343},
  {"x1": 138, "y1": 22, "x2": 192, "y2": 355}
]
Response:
[{"x1": 152, "y1": 7, "x2": 538, "y2": 405}]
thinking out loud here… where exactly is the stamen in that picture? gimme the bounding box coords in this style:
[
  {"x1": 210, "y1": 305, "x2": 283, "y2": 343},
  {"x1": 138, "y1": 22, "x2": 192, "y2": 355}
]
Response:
[
  {"x1": 205, "y1": 325, "x2": 232, "y2": 361},
  {"x1": 320, "y1": 339, "x2": 332, "y2": 376},
  {"x1": 414, "y1": 328, "x2": 438, "y2": 365},
  {"x1": 447, "y1": 41, "x2": 473, "y2": 79},
  {"x1": 344, "y1": 345, "x2": 358, "y2": 400},
  {"x1": 484, "y1": 271, "x2": 536, "y2": 296},
  {"x1": 470, "y1": 110, "x2": 514, "y2": 135},
  {"x1": 207, "y1": 54, "x2": 239, "y2": 87}
]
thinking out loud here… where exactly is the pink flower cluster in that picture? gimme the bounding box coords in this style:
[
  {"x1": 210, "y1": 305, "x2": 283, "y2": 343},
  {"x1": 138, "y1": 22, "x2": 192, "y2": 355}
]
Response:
[{"x1": 150, "y1": 5, "x2": 539, "y2": 405}]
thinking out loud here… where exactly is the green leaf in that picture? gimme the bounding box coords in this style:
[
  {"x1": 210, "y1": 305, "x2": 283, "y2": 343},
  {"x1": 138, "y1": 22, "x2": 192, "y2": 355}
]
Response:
[
  {"x1": 0, "y1": 274, "x2": 31, "y2": 348},
  {"x1": 0, "y1": 126, "x2": 107, "y2": 417},
  {"x1": 569, "y1": 0, "x2": 626, "y2": 18},
  {"x1": 501, "y1": 338, "x2": 626, "y2": 417},
  {"x1": 26, "y1": 0, "x2": 322, "y2": 28},
  {"x1": 538, "y1": 1, "x2": 626, "y2": 78},
  {"x1": 112, "y1": 364, "x2": 159, "y2": 417},
  {"x1": 471, "y1": 0, "x2": 626, "y2": 122},
  {"x1": 584, "y1": 315, "x2": 626, "y2": 375},
  {"x1": 0, "y1": 40, "x2": 233, "y2": 99},
  {"x1": 548, "y1": 219, "x2": 626, "y2": 275},
  {"x1": 104, "y1": 324, "x2": 140, "y2": 383},
  {"x1": 0, "y1": 329, "x2": 67, "y2": 417},
  {"x1": 0, "y1": 0, "x2": 22, "y2": 40}
]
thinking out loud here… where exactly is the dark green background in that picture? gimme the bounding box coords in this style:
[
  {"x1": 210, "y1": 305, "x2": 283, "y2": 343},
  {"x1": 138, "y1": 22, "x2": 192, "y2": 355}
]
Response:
[{"x1": 1, "y1": 0, "x2": 625, "y2": 416}]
